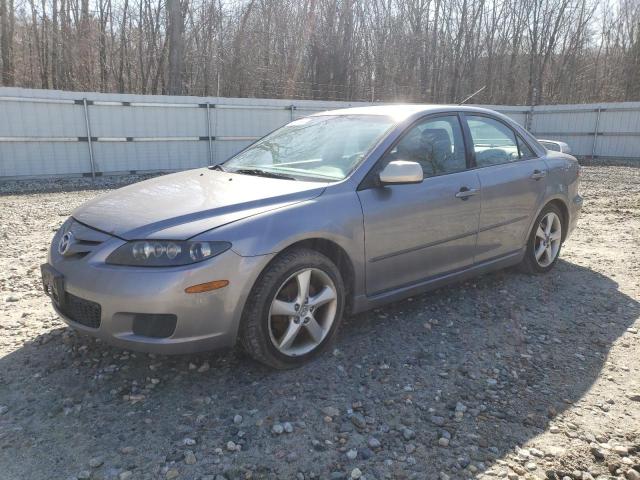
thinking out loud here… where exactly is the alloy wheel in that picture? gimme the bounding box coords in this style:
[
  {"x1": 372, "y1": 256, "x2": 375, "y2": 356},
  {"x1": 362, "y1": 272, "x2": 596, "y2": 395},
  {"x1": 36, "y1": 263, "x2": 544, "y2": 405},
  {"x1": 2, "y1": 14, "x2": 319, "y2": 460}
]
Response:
[
  {"x1": 534, "y1": 211, "x2": 562, "y2": 267},
  {"x1": 268, "y1": 268, "x2": 338, "y2": 356}
]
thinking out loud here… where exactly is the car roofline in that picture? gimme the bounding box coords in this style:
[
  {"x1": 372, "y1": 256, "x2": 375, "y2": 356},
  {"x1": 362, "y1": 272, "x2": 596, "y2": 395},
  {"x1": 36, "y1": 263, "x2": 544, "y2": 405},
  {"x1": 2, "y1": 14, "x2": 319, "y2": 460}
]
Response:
[{"x1": 309, "y1": 104, "x2": 509, "y2": 122}]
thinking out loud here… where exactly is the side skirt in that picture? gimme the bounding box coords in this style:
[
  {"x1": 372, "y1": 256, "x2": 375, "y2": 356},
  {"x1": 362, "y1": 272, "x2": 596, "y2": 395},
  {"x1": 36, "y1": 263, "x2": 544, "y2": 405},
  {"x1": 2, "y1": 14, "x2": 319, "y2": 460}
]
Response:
[{"x1": 351, "y1": 249, "x2": 525, "y2": 314}]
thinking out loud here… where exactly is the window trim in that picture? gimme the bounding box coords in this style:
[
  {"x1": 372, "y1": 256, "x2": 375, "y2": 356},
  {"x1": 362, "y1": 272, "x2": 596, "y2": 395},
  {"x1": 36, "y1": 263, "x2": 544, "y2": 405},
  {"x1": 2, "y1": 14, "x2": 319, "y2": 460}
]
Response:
[
  {"x1": 358, "y1": 111, "x2": 470, "y2": 190},
  {"x1": 460, "y1": 112, "x2": 540, "y2": 170},
  {"x1": 516, "y1": 134, "x2": 537, "y2": 159}
]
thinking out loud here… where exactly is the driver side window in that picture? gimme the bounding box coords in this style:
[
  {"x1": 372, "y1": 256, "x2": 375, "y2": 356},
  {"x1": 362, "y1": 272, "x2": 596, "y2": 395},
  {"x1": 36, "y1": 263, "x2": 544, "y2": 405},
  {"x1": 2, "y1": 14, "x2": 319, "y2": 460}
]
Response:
[
  {"x1": 466, "y1": 116, "x2": 523, "y2": 167},
  {"x1": 383, "y1": 115, "x2": 467, "y2": 177}
]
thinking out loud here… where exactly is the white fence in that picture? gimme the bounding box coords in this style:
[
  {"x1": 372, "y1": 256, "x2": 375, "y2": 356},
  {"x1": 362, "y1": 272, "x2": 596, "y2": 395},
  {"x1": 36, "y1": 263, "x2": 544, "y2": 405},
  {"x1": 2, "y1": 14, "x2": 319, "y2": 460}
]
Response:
[{"x1": 0, "y1": 87, "x2": 638, "y2": 178}]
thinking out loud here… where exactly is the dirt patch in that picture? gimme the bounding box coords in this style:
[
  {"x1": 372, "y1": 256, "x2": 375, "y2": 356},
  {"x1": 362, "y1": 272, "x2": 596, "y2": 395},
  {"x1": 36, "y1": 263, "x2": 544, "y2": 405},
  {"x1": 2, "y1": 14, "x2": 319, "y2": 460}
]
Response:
[{"x1": 0, "y1": 166, "x2": 638, "y2": 480}]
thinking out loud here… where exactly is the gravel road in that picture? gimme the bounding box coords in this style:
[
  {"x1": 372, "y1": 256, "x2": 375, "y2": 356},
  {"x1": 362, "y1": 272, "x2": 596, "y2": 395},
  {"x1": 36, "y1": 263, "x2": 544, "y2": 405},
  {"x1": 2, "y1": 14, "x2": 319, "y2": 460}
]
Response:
[{"x1": 0, "y1": 166, "x2": 638, "y2": 480}]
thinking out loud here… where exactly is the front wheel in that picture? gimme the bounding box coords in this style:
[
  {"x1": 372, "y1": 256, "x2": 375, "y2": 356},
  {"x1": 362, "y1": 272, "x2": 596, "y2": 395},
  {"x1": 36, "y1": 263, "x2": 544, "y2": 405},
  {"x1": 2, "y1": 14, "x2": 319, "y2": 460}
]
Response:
[
  {"x1": 238, "y1": 248, "x2": 345, "y2": 369},
  {"x1": 520, "y1": 204, "x2": 564, "y2": 274}
]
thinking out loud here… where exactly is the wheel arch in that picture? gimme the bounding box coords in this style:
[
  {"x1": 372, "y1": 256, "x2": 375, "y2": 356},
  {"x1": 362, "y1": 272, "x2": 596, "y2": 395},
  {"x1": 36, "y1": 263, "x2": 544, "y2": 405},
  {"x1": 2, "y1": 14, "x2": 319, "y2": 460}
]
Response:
[
  {"x1": 252, "y1": 237, "x2": 356, "y2": 315},
  {"x1": 527, "y1": 195, "x2": 570, "y2": 244},
  {"x1": 284, "y1": 238, "x2": 355, "y2": 313},
  {"x1": 546, "y1": 198, "x2": 570, "y2": 241}
]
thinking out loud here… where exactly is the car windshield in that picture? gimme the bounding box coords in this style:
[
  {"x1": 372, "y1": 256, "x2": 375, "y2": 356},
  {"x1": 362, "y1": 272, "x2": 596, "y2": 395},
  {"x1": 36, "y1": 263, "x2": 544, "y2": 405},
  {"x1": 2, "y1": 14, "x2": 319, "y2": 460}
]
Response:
[{"x1": 223, "y1": 115, "x2": 394, "y2": 181}]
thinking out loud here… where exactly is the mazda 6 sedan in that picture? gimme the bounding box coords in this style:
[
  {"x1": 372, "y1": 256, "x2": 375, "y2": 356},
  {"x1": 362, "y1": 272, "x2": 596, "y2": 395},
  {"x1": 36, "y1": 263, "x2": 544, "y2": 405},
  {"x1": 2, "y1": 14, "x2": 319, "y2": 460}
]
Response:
[{"x1": 43, "y1": 105, "x2": 583, "y2": 368}]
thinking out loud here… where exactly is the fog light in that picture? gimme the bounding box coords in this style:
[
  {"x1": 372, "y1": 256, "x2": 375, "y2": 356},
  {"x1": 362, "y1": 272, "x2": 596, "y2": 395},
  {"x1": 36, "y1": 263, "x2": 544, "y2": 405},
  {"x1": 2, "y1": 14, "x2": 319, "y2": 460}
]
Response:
[
  {"x1": 132, "y1": 313, "x2": 177, "y2": 338},
  {"x1": 185, "y1": 280, "x2": 229, "y2": 293}
]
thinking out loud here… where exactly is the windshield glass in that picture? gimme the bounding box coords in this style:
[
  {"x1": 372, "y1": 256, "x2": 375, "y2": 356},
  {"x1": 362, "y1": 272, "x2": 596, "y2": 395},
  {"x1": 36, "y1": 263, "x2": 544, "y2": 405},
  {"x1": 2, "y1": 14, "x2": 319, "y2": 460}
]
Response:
[{"x1": 223, "y1": 115, "x2": 394, "y2": 181}]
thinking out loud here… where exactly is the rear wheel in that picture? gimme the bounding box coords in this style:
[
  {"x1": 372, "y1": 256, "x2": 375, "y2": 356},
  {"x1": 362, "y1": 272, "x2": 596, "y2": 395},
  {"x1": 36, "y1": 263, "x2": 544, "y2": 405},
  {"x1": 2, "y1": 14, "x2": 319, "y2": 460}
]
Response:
[
  {"x1": 239, "y1": 248, "x2": 344, "y2": 369},
  {"x1": 520, "y1": 204, "x2": 564, "y2": 273}
]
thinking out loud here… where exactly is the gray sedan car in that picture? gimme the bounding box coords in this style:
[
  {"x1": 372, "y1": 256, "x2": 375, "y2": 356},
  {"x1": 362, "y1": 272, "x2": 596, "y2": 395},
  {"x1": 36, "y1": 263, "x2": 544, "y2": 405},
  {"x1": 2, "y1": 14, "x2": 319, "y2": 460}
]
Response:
[{"x1": 43, "y1": 105, "x2": 582, "y2": 368}]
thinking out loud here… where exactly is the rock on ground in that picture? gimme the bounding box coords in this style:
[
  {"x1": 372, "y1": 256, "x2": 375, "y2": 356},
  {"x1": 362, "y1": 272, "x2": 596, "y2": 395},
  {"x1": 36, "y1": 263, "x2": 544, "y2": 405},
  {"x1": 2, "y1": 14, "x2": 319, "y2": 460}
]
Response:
[{"x1": 0, "y1": 166, "x2": 639, "y2": 479}]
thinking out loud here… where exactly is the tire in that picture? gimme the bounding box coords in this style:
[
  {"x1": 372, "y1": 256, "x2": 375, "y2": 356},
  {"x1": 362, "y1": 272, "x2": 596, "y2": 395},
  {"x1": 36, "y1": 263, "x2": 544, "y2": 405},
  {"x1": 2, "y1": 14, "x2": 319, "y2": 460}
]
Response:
[
  {"x1": 238, "y1": 248, "x2": 345, "y2": 369},
  {"x1": 520, "y1": 203, "x2": 564, "y2": 274}
]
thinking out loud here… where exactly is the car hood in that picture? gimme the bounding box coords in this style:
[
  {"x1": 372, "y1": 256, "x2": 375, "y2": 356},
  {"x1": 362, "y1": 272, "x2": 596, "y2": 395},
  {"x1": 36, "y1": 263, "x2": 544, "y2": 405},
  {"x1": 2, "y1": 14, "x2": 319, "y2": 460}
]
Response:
[{"x1": 73, "y1": 168, "x2": 327, "y2": 240}]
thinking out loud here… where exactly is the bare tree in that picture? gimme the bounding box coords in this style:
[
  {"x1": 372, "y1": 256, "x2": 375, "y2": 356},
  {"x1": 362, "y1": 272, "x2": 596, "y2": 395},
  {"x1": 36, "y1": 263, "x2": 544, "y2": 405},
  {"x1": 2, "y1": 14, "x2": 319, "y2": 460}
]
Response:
[
  {"x1": 166, "y1": 0, "x2": 186, "y2": 94},
  {"x1": 1, "y1": 0, "x2": 639, "y2": 104},
  {"x1": 0, "y1": 0, "x2": 14, "y2": 85}
]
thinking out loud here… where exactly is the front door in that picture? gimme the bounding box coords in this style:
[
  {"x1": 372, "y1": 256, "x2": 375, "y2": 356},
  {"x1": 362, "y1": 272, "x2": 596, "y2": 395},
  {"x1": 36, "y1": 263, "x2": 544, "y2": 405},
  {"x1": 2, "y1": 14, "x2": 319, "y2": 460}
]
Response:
[
  {"x1": 462, "y1": 114, "x2": 548, "y2": 262},
  {"x1": 357, "y1": 114, "x2": 481, "y2": 295}
]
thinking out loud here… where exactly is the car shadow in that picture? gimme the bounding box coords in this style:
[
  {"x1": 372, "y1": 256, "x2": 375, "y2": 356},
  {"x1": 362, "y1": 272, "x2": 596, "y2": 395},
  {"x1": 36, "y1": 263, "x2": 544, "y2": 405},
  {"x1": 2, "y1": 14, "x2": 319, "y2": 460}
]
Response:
[{"x1": 0, "y1": 259, "x2": 637, "y2": 479}]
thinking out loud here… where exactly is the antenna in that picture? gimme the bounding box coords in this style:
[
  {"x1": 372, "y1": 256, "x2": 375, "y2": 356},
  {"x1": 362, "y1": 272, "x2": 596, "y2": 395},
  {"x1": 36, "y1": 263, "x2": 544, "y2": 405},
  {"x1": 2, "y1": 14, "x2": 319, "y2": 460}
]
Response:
[{"x1": 458, "y1": 86, "x2": 486, "y2": 105}]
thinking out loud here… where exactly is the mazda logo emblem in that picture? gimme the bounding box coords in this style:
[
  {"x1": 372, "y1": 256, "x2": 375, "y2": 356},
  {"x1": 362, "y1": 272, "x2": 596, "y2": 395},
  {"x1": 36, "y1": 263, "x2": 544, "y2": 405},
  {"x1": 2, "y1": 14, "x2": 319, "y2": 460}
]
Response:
[{"x1": 58, "y1": 231, "x2": 74, "y2": 256}]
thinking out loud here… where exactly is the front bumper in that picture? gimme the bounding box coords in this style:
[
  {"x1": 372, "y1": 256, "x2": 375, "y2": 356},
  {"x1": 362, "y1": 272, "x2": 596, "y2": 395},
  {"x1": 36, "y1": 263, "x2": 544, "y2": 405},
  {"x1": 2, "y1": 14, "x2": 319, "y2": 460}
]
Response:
[{"x1": 47, "y1": 233, "x2": 274, "y2": 354}]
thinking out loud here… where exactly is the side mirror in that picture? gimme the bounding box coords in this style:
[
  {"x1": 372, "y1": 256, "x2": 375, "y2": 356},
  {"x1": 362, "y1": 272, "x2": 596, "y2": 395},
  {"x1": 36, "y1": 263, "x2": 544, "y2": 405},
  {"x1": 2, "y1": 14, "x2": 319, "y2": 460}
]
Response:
[{"x1": 378, "y1": 160, "x2": 423, "y2": 185}]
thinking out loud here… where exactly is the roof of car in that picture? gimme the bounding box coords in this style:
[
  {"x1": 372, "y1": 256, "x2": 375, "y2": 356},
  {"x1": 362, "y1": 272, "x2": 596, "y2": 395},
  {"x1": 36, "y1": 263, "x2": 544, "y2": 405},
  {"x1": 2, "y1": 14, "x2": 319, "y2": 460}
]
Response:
[{"x1": 311, "y1": 104, "x2": 500, "y2": 121}]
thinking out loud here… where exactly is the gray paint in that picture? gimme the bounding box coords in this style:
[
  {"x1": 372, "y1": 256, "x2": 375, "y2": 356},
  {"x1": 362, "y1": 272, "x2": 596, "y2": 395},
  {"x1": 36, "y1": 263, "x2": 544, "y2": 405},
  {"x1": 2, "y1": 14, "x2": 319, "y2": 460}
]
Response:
[
  {"x1": 44, "y1": 105, "x2": 583, "y2": 354},
  {"x1": 73, "y1": 168, "x2": 327, "y2": 240}
]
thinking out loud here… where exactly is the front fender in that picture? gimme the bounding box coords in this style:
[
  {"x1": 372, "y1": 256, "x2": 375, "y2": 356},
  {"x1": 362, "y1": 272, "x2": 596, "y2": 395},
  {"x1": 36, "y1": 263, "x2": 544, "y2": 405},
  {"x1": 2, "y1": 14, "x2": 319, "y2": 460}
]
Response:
[{"x1": 193, "y1": 188, "x2": 366, "y2": 295}]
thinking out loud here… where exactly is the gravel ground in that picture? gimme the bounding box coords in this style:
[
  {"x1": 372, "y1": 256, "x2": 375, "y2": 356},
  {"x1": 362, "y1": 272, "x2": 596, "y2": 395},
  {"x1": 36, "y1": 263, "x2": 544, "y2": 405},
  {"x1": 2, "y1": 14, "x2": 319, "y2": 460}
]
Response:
[{"x1": 0, "y1": 166, "x2": 639, "y2": 480}]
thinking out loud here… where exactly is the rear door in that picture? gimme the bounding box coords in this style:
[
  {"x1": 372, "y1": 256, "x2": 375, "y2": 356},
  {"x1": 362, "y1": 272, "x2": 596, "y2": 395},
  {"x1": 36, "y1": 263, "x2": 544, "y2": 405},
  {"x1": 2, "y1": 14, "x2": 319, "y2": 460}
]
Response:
[
  {"x1": 357, "y1": 113, "x2": 481, "y2": 295},
  {"x1": 462, "y1": 114, "x2": 547, "y2": 263}
]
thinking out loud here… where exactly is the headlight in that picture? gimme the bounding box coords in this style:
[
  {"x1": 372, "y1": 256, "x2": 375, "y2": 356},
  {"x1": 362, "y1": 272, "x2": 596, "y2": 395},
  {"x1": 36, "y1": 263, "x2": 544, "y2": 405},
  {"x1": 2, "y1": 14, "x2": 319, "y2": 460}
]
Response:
[{"x1": 106, "y1": 241, "x2": 231, "y2": 266}]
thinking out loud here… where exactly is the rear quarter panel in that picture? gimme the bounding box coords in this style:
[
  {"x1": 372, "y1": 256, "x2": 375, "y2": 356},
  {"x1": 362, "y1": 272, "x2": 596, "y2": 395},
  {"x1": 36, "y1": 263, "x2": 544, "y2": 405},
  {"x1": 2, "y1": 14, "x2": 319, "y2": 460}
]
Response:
[
  {"x1": 532, "y1": 152, "x2": 581, "y2": 237},
  {"x1": 544, "y1": 152, "x2": 580, "y2": 203}
]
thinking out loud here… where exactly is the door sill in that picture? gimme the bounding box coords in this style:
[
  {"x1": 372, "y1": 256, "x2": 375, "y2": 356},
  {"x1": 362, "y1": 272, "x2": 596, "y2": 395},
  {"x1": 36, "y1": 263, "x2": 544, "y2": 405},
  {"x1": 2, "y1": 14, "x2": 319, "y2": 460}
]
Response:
[{"x1": 353, "y1": 249, "x2": 524, "y2": 314}]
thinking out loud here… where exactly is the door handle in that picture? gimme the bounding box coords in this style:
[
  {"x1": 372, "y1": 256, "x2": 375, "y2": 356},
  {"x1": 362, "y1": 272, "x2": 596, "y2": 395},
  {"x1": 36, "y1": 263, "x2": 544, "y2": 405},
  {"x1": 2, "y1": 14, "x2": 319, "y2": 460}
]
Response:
[
  {"x1": 530, "y1": 169, "x2": 547, "y2": 180},
  {"x1": 455, "y1": 187, "x2": 478, "y2": 200}
]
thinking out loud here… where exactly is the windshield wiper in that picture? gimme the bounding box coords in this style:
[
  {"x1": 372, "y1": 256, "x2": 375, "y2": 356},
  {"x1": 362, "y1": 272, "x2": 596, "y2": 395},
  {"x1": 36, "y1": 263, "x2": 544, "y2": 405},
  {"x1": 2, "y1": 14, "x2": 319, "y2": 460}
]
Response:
[
  {"x1": 231, "y1": 168, "x2": 296, "y2": 180},
  {"x1": 209, "y1": 164, "x2": 226, "y2": 172}
]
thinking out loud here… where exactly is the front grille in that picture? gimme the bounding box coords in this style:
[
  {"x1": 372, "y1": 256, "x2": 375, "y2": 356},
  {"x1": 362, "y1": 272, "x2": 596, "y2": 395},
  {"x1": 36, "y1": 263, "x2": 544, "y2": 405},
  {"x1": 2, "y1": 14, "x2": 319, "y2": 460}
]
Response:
[
  {"x1": 55, "y1": 220, "x2": 112, "y2": 259},
  {"x1": 60, "y1": 293, "x2": 102, "y2": 328}
]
